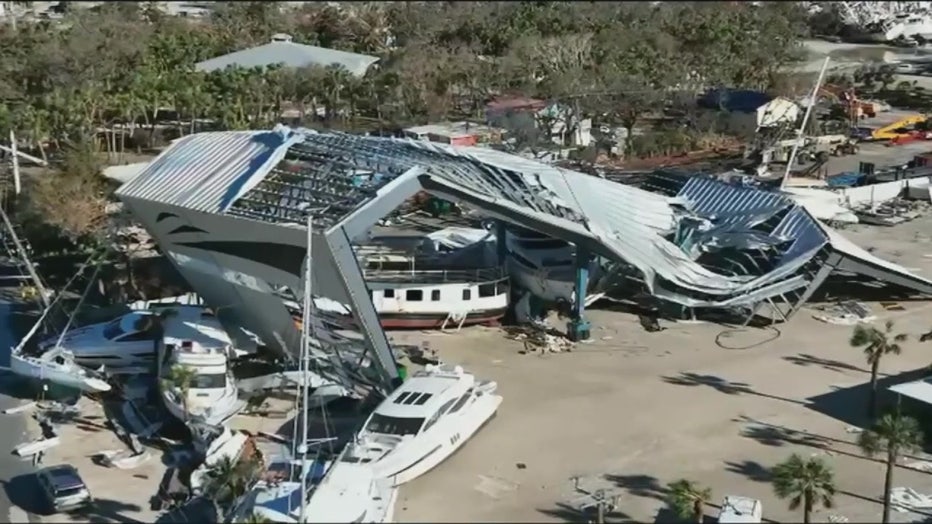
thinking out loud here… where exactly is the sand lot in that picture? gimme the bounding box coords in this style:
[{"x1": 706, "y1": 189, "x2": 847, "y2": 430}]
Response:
[{"x1": 393, "y1": 215, "x2": 932, "y2": 524}]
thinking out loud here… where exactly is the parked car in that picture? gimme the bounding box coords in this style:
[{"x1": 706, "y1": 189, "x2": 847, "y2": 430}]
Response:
[{"x1": 37, "y1": 465, "x2": 93, "y2": 513}]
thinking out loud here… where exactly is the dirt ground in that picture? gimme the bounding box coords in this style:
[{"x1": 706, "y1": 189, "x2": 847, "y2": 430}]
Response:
[
  {"x1": 389, "y1": 214, "x2": 932, "y2": 524},
  {"x1": 19, "y1": 216, "x2": 932, "y2": 524}
]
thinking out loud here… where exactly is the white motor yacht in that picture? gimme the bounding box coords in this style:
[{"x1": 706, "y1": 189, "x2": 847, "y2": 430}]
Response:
[
  {"x1": 317, "y1": 364, "x2": 501, "y2": 489},
  {"x1": 158, "y1": 338, "x2": 246, "y2": 426},
  {"x1": 37, "y1": 305, "x2": 248, "y2": 370}
]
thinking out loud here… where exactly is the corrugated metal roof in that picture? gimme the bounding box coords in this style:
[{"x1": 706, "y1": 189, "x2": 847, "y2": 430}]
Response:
[
  {"x1": 117, "y1": 126, "x2": 932, "y2": 309},
  {"x1": 195, "y1": 41, "x2": 379, "y2": 78},
  {"x1": 115, "y1": 126, "x2": 304, "y2": 213}
]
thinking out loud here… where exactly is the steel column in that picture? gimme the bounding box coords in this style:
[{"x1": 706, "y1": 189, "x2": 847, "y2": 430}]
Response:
[
  {"x1": 567, "y1": 246, "x2": 592, "y2": 341},
  {"x1": 325, "y1": 226, "x2": 400, "y2": 392}
]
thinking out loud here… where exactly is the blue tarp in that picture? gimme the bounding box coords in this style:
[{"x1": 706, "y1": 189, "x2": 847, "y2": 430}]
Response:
[{"x1": 698, "y1": 89, "x2": 773, "y2": 113}]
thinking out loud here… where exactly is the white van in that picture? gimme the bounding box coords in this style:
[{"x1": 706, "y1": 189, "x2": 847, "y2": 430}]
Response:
[{"x1": 717, "y1": 496, "x2": 762, "y2": 523}]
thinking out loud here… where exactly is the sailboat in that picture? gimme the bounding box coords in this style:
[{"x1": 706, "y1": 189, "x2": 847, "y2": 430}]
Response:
[{"x1": 4, "y1": 257, "x2": 112, "y2": 394}]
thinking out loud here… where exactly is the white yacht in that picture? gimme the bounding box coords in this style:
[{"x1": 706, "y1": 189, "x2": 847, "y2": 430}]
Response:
[
  {"x1": 302, "y1": 464, "x2": 398, "y2": 523},
  {"x1": 504, "y1": 227, "x2": 605, "y2": 305},
  {"x1": 227, "y1": 454, "x2": 330, "y2": 522},
  {"x1": 311, "y1": 364, "x2": 501, "y2": 493},
  {"x1": 158, "y1": 338, "x2": 246, "y2": 426},
  {"x1": 37, "y1": 305, "x2": 249, "y2": 370}
]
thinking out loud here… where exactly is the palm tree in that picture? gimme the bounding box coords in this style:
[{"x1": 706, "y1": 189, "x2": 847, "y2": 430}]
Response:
[
  {"x1": 666, "y1": 479, "x2": 711, "y2": 523},
  {"x1": 772, "y1": 454, "x2": 835, "y2": 524},
  {"x1": 205, "y1": 455, "x2": 251, "y2": 504},
  {"x1": 850, "y1": 321, "x2": 908, "y2": 419},
  {"x1": 161, "y1": 364, "x2": 197, "y2": 420},
  {"x1": 858, "y1": 412, "x2": 924, "y2": 524}
]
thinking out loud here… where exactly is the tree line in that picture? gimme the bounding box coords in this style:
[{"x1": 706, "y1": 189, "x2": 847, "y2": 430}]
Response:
[{"x1": 0, "y1": 1, "x2": 810, "y2": 241}]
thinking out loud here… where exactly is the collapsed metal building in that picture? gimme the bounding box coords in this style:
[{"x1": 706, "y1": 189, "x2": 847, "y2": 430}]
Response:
[{"x1": 115, "y1": 125, "x2": 932, "y2": 387}]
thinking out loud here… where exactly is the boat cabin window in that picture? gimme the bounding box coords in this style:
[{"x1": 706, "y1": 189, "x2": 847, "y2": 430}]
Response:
[
  {"x1": 431, "y1": 290, "x2": 441, "y2": 301},
  {"x1": 365, "y1": 413, "x2": 425, "y2": 436},
  {"x1": 447, "y1": 390, "x2": 473, "y2": 414},
  {"x1": 478, "y1": 283, "x2": 496, "y2": 298},
  {"x1": 422, "y1": 398, "x2": 458, "y2": 432},
  {"x1": 405, "y1": 289, "x2": 423, "y2": 301},
  {"x1": 103, "y1": 319, "x2": 126, "y2": 340},
  {"x1": 117, "y1": 331, "x2": 154, "y2": 342},
  {"x1": 384, "y1": 289, "x2": 395, "y2": 298},
  {"x1": 191, "y1": 372, "x2": 226, "y2": 389}
]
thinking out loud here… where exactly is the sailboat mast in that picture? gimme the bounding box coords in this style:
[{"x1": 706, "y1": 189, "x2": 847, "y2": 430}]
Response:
[
  {"x1": 780, "y1": 56, "x2": 831, "y2": 189},
  {"x1": 299, "y1": 213, "x2": 313, "y2": 523}
]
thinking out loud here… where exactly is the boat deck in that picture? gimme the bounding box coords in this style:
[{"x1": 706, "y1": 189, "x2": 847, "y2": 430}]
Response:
[{"x1": 363, "y1": 267, "x2": 507, "y2": 285}]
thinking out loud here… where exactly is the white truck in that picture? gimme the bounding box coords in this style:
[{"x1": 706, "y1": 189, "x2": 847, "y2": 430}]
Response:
[{"x1": 717, "y1": 495, "x2": 762, "y2": 523}]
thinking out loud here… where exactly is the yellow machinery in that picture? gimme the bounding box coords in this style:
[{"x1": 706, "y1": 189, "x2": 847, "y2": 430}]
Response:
[{"x1": 871, "y1": 115, "x2": 928, "y2": 140}]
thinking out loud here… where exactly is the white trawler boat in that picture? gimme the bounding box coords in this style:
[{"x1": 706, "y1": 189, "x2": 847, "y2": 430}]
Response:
[
  {"x1": 158, "y1": 338, "x2": 246, "y2": 426},
  {"x1": 307, "y1": 363, "x2": 502, "y2": 516}
]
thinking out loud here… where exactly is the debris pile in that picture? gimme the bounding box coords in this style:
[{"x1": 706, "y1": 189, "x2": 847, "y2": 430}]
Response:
[
  {"x1": 812, "y1": 301, "x2": 875, "y2": 325},
  {"x1": 854, "y1": 198, "x2": 930, "y2": 227},
  {"x1": 504, "y1": 326, "x2": 575, "y2": 354}
]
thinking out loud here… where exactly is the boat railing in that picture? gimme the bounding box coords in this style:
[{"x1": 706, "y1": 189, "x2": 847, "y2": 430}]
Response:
[{"x1": 363, "y1": 266, "x2": 508, "y2": 284}]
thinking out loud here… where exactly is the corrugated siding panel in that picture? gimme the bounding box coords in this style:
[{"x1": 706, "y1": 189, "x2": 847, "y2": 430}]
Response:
[
  {"x1": 115, "y1": 129, "x2": 293, "y2": 213},
  {"x1": 678, "y1": 176, "x2": 829, "y2": 269}
]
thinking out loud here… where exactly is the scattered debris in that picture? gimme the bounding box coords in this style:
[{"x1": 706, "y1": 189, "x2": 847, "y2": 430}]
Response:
[
  {"x1": 880, "y1": 301, "x2": 906, "y2": 311},
  {"x1": 844, "y1": 426, "x2": 863, "y2": 434},
  {"x1": 96, "y1": 449, "x2": 152, "y2": 470},
  {"x1": 3, "y1": 401, "x2": 35, "y2": 415},
  {"x1": 891, "y1": 487, "x2": 932, "y2": 512},
  {"x1": 638, "y1": 313, "x2": 664, "y2": 333},
  {"x1": 516, "y1": 463, "x2": 527, "y2": 470},
  {"x1": 812, "y1": 301, "x2": 875, "y2": 325},
  {"x1": 903, "y1": 460, "x2": 932, "y2": 472},
  {"x1": 505, "y1": 326, "x2": 575, "y2": 355},
  {"x1": 14, "y1": 434, "x2": 60, "y2": 457}
]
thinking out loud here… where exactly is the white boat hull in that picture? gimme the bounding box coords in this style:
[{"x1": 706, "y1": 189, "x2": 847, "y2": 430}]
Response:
[
  {"x1": 379, "y1": 391, "x2": 502, "y2": 487},
  {"x1": 9, "y1": 352, "x2": 111, "y2": 393},
  {"x1": 161, "y1": 386, "x2": 246, "y2": 426}
]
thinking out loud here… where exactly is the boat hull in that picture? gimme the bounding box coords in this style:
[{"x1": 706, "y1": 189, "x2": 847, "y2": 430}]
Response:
[
  {"x1": 161, "y1": 388, "x2": 246, "y2": 426},
  {"x1": 10, "y1": 353, "x2": 111, "y2": 393},
  {"x1": 379, "y1": 307, "x2": 507, "y2": 329},
  {"x1": 381, "y1": 392, "x2": 503, "y2": 487}
]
